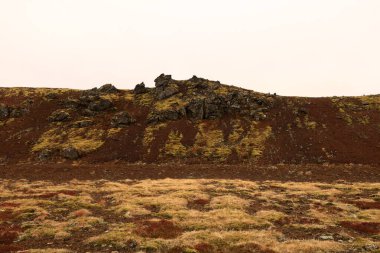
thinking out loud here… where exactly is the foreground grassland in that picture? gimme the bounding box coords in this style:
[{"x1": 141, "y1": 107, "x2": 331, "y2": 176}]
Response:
[{"x1": 1, "y1": 179, "x2": 380, "y2": 253}]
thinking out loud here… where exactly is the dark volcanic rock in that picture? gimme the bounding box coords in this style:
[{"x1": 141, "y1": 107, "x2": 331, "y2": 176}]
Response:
[
  {"x1": 38, "y1": 149, "x2": 54, "y2": 160},
  {"x1": 147, "y1": 108, "x2": 185, "y2": 124},
  {"x1": 81, "y1": 88, "x2": 99, "y2": 96},
  {"x1": 61, "y1": 147, "x2": 80, "y2": 160},
  {"x1": 62, "y1": 98, "x2": 81, "y2": 109},
  {"x1": 154, "y1": 74, "x2": 180, "y2": 100},
  {"x1": 204, "y1": 95, "x2": 228, "y2": 119},
  {"x1": 156, "y1": 84, "x2": 179, "y2": 100},
  {"x1": 10, "y1": 108, "x2": 28, "y2": 118},
  {"x1": 98, "y1": 84, "x2": 118, "y2": 93},
  {"x1": 45, "y1": 93, "x2": 59, "y2": 100},
  {"x1": 297, "y1": 107, "x2": 308, "y2": 115},
  {"x1": 81, "y1": 109, "x2": 97, "y2": 117},
  {"x1": 134, "y1": 82, "x2": 148, "y2": 94},
  {"x1": 0, "y1": 104, "x2": 28, "y2": 119},
  {"x1": 79, "y1": 95, "x2": 100, "y2": 104},
  {"x1": 71, "y1": 119, "x2": 94, "y2": 128},
  {"x1": 88, "y1": 99, "x2": 113, "y2": 112},
  {"x1": 0, "y1": 104, "x2": 9, "y2": 120},
  {"x1": 111, "y1": 111, "x2": 136, "y2": 127},
  {"x1": 154, "y1": 74, "x2": 172, "y2": 87},
  {"x1": 189, "y1": 75, "x2": 202, "y2": 83},
  {"x1": 48, "y1": 110, "x2": 71, "y2": 122},
  {"x1": 186, "y1": 99, "x2": 204, "y2": 120},
  {"x1": 153, "y1": 74, "x2": 177, "y2": 99},
  {"x1": 250, "y1": 109, "x2": 267, "y2": 121},
  {"x1": 189, "y1": 76, "x2": 209, "y2": 89}
]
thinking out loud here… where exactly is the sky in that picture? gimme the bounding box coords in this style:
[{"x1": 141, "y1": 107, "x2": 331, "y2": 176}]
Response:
[{"x1": 0, "y1": 0, "x2": 379, "y2": 97}]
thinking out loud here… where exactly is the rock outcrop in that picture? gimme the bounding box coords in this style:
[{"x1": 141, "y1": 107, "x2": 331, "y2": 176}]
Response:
[
  {"x1": 134, "y1": 82, "x2": 148, "y2": 94},
  {"x1": 154, "y1": 74, "x2": 180, "y2": 100},
  {"x1": 88, "y1": 99, "x2": 113, "y2": 112},
  {"x1": 0, "y1": 104, "x2": 9, "y2": 120},
  {"x1": 111, "y1": 111, "x2": 136, "y2": 127},
  {"x1": 61, "y1": 147, "x2": 80, "y2": 160},
  {"x1": 98, "y1": 84, "x2": 118, "y2": 93},
  {"x1": 48, "y1": 110, "x2": 71, "y2": 122}
]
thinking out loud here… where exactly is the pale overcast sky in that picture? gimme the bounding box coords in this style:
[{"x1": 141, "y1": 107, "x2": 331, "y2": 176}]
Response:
[{"x1": 0, "y1": 0, "x2": 379, "y2": 96}]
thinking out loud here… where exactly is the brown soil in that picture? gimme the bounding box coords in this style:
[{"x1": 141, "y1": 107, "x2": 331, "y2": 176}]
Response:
[
  {"x1": 1, "y1": 163, "x2": 379, "y2": 183},
  {"x1": 187, "y1": 198, "x2": 210, "y2": 211},
  {"x1": 134, "y1": 219, "x2": 183, "y2": 239},
  {"x1": 351, "y1": 201, "x2": 380, "y2": 210},
  {"x1": 228, "y1": 242, "x2": 278, "y2": 253},
  {"x1": 340, "y1": 221, "x2": 380, "y2": 234},
  {"x1": 194, "y1": 243, "x2": 215, "y2": 253},
  {"x1": 0, "y1": 210, "x2": 23, "y2": 253}
]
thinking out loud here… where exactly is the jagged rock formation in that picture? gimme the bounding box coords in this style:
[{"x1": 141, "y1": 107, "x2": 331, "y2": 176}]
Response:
[
  {"x1": 0, "y1": 74, "x2": 379, "y2": 165},
  {"x1": 145, "y1": 74, "x2": 273, "y2": 123}
]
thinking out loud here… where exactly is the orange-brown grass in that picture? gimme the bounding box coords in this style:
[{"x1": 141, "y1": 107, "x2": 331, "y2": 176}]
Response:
[{"x1": 0, "y1": 178, "x2": 379, "y2": 252}]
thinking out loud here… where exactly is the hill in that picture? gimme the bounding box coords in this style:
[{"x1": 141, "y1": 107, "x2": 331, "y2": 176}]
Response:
[{"x1": 1, "y1": 74, "x2": 379, "y2": 165}]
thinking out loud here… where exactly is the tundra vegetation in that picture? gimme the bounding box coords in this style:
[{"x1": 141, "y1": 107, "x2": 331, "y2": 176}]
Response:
[{"x1": 1, "y1": 179, "x2": 379, "y2": 252}]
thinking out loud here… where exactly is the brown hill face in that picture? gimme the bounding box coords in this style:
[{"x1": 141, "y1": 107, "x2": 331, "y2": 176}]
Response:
[{"x1": 0, "y1": 74, "x2": 379, "y2": 165}]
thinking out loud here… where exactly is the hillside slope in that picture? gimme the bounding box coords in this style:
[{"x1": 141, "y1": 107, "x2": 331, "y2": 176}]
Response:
[{"x1": 0, "y1": 74, "x2": 379, "y2": 165}]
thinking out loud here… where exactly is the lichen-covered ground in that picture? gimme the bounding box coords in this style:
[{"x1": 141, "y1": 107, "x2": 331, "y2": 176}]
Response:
[{"x1": 1, "y1": 178, "x2": 379, "y2": 253}]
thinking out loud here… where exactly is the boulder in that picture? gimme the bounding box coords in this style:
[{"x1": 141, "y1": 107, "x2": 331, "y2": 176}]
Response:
[
  {"x1": 186, "y1": 99, "x2": 204, "y2": 120},
  {"x1": 38, "y1": 149, "x2": 53, "y2": 161},
  {"x1": 297, "y1": 107, "x2": 308, "y2": 115},
  {"x1": 153, "y1": 74, "x2": 180, "y2": 100},
  {"x1": 88, "y1": 99, "x2": 113, "y2": 111},
  {"x1": 81, "y1": 88, "x2": 99, "y2": 96},
  {"x1": 45, "y1": 93, "x2": 59, "y2": 100},
  {"x1": 81, "y1": 109, "x2": 97, "y2": 117},
  {"x1": 79, "y1": 95, "x2": 100, "y2": 104},
  {"x1": 48, "y1": 110, "x2": 71, "y2": 122},
  {"x1": 250, "y1": 109, "x2": 267, "y2": 121},
  {"x1": 134, "y1": 82, "x2": 148, "y2": 94},
  {"x1": 189, "y1": 75, "x2": 202, "y2": 83},
  {"x1": 189, "y1": 76, "x2": 210, "y2": 89},
  {"x1": 62, "y1": 98, "x2": 81, "y2": 109},
  {"x1": 61, "y1": 147, "x2": 80, "y2": 160},
  {"x1": 194, "y1": 82, "x2": 209, "y2": 90},
  {"x1": 0, "y1": 104, "x2": 9, "y2": 120},
  {"x1": 10, "y1": 108, "x2": 28, "y2": 118},
  {"x1": 156, "y1": 84, "x2": 179, "y2": 100},
  {"x1": 111, "y1": 111, "x2": 136, "y2": 127},
  {"x1": 204, "y1": 96, "x2": 228, "y2": 119},
  {"x1": 71, "y1": 120, "x2": 94, "y2": 128},
  {"x1": 154, "y1": 74, "x2": 172, "y2": 87},
  {"x1": 147, "y1": 108, "x2": 185, "y2": 123},
  {"x1": 98, "y1": 84, "x2": 118, "y2": 93},
  {"x1": 21, "y1": 99, "x2": 34, "y2": 107}
]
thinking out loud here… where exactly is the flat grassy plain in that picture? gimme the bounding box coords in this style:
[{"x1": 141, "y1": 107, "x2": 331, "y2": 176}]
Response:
[{"x1": 1, "y1": 178, "x2": 380, "y2": 253}]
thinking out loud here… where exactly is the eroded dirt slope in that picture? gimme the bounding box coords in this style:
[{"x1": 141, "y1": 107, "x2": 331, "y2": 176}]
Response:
[{"x1": 1, "y1": 74, "x2": 379, "y2": 165}]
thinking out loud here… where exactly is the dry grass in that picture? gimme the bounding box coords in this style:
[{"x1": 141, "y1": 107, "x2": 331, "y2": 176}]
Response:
[
  {"x1": 0, "y1": 87, "x2": 72, "y2": 97},
  {"x1": 1, "y1": 178, "x2": 380, "y2": 252},
  {"x1": 28, "y1": 249, "x2": 73, "y2": 253},
  {"x1": 143, "y1": 123, "x2": 167, "y2": 152},
  {"x1": 32, "y1": 127, "x2": 105, "y2": 154},
  {"x1": 193, "y1": 122, "x2": 231, "y2": 160},
  {"x1": 358, "y1": 95, "x2": 380, "y2": 111},
  {"x1": 135, "y1": 91, "x2": 154, "y2": 106},
  {"x1": 154, "y1": 94, "x2": 187, "y2": 111},
  {"x1": 235, "y1": 122, "x2": 272, "y2": 159},
  {"x1": 161, "y1": 130, "x2": 187, "y2": 157}
]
